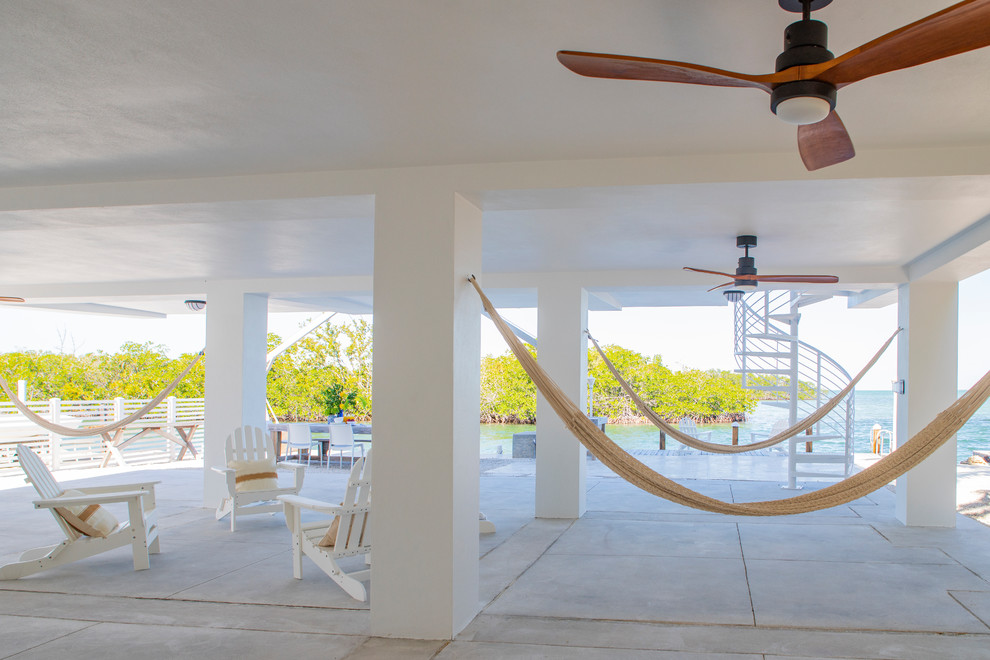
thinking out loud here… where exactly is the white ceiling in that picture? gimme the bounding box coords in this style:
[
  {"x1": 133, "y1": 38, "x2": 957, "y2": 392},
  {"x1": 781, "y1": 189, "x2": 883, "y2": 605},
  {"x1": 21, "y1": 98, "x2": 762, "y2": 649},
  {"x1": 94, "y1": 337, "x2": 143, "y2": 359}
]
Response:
[{"x1": 1, "y1": 1, "x2": 989, "y2": 313}]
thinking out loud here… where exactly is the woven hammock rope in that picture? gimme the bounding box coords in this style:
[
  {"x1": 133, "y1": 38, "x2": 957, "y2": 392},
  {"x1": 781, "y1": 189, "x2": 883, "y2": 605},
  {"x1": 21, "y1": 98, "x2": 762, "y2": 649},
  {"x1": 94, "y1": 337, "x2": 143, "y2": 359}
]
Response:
[
  {"x1": 588, "y1": 329, "x2": 899, "y2": 454},
  {"x1": 470, "y1": 276, "x2": 990, "y2": 516},
  {"x1": 0, "y1": 349, "x2": 205, "y2": 437}
]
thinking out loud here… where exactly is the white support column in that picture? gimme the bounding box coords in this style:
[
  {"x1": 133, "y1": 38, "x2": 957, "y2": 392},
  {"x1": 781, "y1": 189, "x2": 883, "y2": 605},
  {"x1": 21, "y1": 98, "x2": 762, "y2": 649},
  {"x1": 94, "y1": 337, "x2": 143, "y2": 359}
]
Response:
[
  {"x1": 371, "y1": 184, "x2": 482, "y2": 639},
  {"x1": 535, "y1": 277, "x2": 588, "y2": 519},
  {"x1": 895, "y1": 281, "x2": 959, "y2": 527},
  {"x1": 203, "y1": 284, "x2": 268, "y2": 507}
]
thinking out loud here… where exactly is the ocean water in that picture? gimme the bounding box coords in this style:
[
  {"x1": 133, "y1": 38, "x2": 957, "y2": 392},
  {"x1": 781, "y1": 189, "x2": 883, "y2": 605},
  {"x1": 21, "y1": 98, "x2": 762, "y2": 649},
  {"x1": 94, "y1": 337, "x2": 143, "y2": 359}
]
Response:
[{"x1": 480, "y1": 390, "x2": 990, "y2": 462}]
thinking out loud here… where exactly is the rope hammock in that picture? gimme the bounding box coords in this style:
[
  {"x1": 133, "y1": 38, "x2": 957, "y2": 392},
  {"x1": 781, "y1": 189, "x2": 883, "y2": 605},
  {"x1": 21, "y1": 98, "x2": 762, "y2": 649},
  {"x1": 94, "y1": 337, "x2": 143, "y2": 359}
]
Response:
[
  {"x1": 0, "y1": 349, "x2": 205, "y2": 437},
  {"x1": 587, "y1": 329, "x2": 900, "y2": 454},
  {"x1": 470, "y1": 276, "x2": 990, "y2": 516}
]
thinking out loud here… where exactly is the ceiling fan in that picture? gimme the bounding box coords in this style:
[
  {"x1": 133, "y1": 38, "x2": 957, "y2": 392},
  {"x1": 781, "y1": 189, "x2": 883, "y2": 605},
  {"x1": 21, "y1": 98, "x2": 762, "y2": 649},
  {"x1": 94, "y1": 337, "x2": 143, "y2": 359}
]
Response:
[
  {"x1": 684, "y1": 235, "x2": 839, "y2": 301},
  {"x1": 557, "y1": 0, "x2": 990, "y2": 170}
]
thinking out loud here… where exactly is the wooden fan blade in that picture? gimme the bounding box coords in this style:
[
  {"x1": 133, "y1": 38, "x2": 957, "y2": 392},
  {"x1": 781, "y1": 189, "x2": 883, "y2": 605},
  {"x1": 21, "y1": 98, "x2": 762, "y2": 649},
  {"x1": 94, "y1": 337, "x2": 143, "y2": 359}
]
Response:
[
  {"x1": 0, "y1": 296, "x2": 25, "y2": 302},
  {"x1": 557, "y1": 51, "x2": 776, "y2": 91},
  {"x1": 705, "y1": 282, "x2": 739, "y2": 292},
  {"x1": 815, "y1": 0, "x2": 990, "y2": 87},
  {"x1": 797, "y1": 112, "x2": 855, "y2": 171},
  {"x1": 752, "y1": 275, "x2": 840, "y2": 283},
  {"x1": 683, "y1": 266, "x2": 737, "y2": 279}
]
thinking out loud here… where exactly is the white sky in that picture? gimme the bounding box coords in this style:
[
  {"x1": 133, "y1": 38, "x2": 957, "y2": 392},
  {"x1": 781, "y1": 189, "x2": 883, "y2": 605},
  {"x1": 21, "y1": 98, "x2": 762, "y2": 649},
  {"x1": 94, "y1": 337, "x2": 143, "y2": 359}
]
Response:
[{"x1": 1, "y1": 270, "x2": 988, "y2": 390}]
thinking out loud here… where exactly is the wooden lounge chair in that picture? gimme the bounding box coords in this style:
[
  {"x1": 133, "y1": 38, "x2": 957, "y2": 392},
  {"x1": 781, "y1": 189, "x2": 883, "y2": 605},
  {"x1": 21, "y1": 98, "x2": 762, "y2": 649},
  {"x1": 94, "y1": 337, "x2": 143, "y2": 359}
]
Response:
[
  {"x1": 213, "y1": 425, "x2": 306, "y2": 531},
  {"x1": 0, "y1": 444, "x2": 160, "y2": 579},
  {"x1": 279, "y1": 451, "x2": 372, "y2": 601}
]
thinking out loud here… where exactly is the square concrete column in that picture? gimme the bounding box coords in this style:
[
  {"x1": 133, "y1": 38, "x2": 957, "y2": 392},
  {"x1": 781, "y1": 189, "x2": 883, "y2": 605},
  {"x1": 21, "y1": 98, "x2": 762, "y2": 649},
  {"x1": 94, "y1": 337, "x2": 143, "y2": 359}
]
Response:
[
  {"x1": 371, "y1": 185, "x2": 482, "y2": 639},
  {"x1": 895, "y1": 281, "x2": 958, "y2": 527},
  {"x1": 203, "y1": 284, "x2": 268, "y2": 507},
  {"x1": 536, "y1": 277, "x2": 588, "y2": 519}
]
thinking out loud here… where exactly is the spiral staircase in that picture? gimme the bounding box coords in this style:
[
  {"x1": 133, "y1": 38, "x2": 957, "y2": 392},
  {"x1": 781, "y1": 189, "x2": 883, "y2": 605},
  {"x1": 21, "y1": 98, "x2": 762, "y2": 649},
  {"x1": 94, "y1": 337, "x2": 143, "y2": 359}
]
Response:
[{"x1": 733, "y1": 290, "x2": 854, "y2": 488}]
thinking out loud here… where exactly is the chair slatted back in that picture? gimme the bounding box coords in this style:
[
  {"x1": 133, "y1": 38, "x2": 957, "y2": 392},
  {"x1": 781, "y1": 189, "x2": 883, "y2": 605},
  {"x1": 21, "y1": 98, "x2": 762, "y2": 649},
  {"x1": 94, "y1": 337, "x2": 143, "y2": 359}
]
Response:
[
  {"x1": 677, "y1": 418, "x2": 700, "y2": 438},
  {"x1": 17, "y1": 444, "x2": 62, "y2": 499},
  {"x1": 333, "y1": 451, "x2": 371, "y2": 554},
  {"x1": 16, "y1": 444, "x2": 80, "y2": 540},
  {"x1": 329, "y1": 422, "x2": 354, "y2": 448},
  {"x1": 226, "y1": 426, "x2": 273, "y2": 464}
]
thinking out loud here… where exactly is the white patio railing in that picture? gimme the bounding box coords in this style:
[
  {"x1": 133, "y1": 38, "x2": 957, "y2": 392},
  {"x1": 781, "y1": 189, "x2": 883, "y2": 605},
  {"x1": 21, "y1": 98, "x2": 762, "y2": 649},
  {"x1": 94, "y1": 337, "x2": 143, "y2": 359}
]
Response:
[{"x1": 0, "y1": 393, "x2": 205, "y2": 470}]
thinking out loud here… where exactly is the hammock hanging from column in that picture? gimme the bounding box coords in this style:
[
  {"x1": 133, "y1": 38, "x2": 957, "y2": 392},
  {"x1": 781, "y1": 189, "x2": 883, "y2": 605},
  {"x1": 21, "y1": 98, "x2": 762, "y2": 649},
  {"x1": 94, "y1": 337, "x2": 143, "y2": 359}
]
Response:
[
  {"x1": 0, "y1": 349, "x2": 205, "y2": 437},
  {"x1": 587, "y1": 329, "x2": 899, "y2": 454},
  {"x1": 470, "y1": 276, "x2": 990, "y2": 516}
]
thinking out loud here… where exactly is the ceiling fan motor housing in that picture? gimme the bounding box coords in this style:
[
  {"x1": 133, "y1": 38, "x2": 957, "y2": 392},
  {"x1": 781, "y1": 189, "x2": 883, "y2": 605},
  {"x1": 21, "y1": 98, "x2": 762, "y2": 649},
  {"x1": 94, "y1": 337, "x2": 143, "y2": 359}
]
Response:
[
  {"x1": 736, "y1": 256, "x2": 757, "y2": 274},
  {"x1": 771, "y1": 19, "x2": 837, "y2": 118},
  {"x1": 734, "y1": 235, "x2": 758, "y2": 287}
]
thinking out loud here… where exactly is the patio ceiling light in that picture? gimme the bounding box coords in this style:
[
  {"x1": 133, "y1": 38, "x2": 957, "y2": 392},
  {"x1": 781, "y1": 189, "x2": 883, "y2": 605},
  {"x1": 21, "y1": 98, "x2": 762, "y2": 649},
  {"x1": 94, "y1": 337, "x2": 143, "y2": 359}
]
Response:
[{"x1": 184, "y1": 299, "x2": 206, "y2": 311}]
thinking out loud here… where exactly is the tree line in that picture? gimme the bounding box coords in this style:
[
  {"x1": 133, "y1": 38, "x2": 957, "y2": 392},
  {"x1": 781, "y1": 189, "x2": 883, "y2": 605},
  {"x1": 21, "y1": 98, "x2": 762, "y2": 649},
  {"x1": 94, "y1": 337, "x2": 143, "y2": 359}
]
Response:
[
  {"x1": 0, "y1": 318, "x2": 759, "y2": 424},
  {"x1": 481, "y1": 343, "x2": 758, "y2": 424}
]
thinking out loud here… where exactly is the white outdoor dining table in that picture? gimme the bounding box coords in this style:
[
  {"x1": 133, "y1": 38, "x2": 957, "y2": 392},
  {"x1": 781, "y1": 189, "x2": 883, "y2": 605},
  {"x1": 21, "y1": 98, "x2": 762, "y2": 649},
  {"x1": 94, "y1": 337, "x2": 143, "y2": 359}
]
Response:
[{"x1": 268, "y1": 422, "x2": 370, "y2": 458}]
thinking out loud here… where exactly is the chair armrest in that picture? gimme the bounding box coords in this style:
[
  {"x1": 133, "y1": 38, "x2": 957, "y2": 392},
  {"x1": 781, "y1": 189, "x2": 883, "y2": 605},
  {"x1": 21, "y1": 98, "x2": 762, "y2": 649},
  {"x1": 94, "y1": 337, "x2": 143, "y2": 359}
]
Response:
[
  {"x1": 75, "y1": 482, "x2": 159, "y2": 495},
  {"x1": 277, "y1": 462, "x2": 305, "y2": 490},
  {"x1": 278, "y1": 494, "x2": 342, "y2": 515},
  {"x1": 34, "y1": 490, "x2": 150, "y2": 509},
  {"x1": 211, "y1": 466, "x2": 237, "y2": 495}
]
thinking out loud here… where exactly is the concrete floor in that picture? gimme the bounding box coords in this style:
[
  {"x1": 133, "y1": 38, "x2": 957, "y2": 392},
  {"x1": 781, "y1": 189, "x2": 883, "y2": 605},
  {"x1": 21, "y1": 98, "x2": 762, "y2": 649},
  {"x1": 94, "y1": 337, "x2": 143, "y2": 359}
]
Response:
[{"x1": 2, "y1": 455, "x2": 990, "y2": 659}]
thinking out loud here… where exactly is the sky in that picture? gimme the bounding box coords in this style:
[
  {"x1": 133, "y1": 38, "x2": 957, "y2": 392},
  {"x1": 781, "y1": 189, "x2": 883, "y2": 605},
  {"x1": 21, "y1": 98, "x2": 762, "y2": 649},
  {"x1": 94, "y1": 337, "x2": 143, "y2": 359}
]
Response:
[{"x1": 1, "y1": 270, "x2": 988, "y2": 390}]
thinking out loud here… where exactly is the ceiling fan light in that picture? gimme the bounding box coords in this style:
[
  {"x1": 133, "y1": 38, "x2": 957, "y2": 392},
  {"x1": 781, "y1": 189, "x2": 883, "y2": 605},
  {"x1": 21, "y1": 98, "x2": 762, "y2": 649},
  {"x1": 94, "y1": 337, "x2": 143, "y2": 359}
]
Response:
[
  {"x1": 735, "y1": 279, "x2": 758, "y2": 289},
  {"x1": 774, "y1": 95, "x2": 832, "y2": 125},
  {"x1": 770, "y1": 79, "x2": 837, "y2": 125},
  {"x1": 724, "y1": 290, "x2": 745, "y2": 303},
  {"x1": 184, "y1": 299, "x2": 207, "y2": 311}
]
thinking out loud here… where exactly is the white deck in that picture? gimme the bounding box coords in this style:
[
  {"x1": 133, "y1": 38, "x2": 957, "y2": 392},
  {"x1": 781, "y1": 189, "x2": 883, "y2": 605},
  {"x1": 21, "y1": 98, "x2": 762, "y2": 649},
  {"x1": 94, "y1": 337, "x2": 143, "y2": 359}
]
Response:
[{"x1": 2, "y1": 455, "x2": 990, "y2": 658}]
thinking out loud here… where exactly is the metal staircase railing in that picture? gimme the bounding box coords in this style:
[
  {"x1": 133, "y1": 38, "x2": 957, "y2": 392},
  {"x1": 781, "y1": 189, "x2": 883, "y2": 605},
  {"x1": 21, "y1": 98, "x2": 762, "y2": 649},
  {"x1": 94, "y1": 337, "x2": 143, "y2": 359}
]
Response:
[{"x1": 734, "y1": 290, "x2": 854, "y2": 487}]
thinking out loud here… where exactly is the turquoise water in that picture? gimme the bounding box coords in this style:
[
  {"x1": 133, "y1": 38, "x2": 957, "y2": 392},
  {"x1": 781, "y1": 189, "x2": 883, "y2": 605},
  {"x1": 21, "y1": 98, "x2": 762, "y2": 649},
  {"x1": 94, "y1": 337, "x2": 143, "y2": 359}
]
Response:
[{"x1": 480, "y1": 390, "x2": 990, "y2": 462}]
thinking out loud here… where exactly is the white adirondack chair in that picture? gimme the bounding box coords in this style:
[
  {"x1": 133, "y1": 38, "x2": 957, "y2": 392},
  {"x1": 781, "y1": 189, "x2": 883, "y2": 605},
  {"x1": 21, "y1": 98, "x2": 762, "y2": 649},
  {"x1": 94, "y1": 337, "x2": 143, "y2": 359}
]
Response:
[
  {"x1": 279, "y1": 451, "x2": 372, "y2": 601},
  {"x1": 677, "y1": 418, "x2": 712, "y2": 443},
  {"x1": 751, "y1": 418, "x2": 791, "y2": 442},
  {"x1": 0, "y1": 444, "x2": 160, "y2": 579},
  {"x1": 213, "y1": 425, "x2": 305, "y2": 531}
]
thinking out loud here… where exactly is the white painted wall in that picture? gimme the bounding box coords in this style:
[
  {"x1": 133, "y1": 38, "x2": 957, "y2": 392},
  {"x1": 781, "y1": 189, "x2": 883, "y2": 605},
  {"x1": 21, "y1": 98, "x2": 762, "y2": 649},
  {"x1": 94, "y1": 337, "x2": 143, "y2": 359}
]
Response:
[
  {"x1": 535, "y1": 277, "x2": 588, "y2": 519},
  {"x1": 895, "y1": 281, "x2": 959, "y2": 527},
  {"x1": 370, "y1": 182, "x2": 482, "y2": 639},
  {"x1": 202, "y1": 284, "x2": 268, "y2": 507}
]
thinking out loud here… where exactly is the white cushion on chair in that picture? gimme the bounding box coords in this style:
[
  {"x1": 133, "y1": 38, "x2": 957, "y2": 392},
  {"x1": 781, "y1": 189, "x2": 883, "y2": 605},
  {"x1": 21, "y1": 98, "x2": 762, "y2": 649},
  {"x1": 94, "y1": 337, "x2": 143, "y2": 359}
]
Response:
[
  {"x1": 55, "y1": 489, "x2": 120, "y2": 537},
  {"x1": 230, "y1": 458, "x2": 278, "y2": 492}
]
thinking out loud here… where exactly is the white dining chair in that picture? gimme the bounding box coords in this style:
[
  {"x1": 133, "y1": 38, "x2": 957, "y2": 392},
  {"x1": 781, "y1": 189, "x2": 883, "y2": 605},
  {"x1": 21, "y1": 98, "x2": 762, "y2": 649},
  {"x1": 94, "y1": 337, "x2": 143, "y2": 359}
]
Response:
[
  {"x1": 328, "y1": 422, "x2": 364, "y2": 468},
  {"x1": 285, "y1": 423, "x2": 322, "y2": 467}
]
